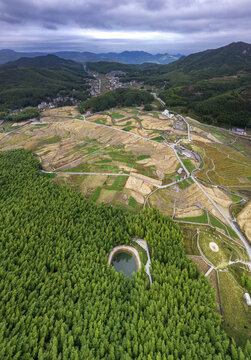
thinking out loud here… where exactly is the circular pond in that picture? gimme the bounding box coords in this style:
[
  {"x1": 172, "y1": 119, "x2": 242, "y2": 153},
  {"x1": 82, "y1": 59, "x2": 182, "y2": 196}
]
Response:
[{"x1": 111, "y1": 251, "x2": 138, "y2": 279}]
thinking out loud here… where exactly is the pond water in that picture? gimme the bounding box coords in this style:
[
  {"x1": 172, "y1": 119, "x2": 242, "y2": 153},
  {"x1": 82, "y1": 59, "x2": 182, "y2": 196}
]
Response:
[{"x1": 111, "y1": 251, "x2": 138, "y2": 279}]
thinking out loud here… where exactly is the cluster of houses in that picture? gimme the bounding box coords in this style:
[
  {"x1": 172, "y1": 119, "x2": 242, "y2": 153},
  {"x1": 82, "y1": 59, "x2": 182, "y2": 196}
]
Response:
[
  {"x1": 37, "y1": 94, "x2": 80, "y2": 110},
  {"x1": 105, "y1": 71, "x2": 137, "y2": 90},
  {"x1": 175, "y1": 144, "x2": 201, "y2": 163},
  {"x1": 231, "y1": 127, "x2": 247, "y2": 136},
  {"x1": 87, "y1": 74, "x2": 100, "y2": 96}
]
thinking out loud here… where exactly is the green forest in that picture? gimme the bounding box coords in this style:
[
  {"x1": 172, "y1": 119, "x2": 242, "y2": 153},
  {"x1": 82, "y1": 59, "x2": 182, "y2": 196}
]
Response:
[
  {"x1": 3, "y1": 107, "x2": 40, "y2": 122},
  {"x1": 0, "y1": 55, "x2": 90, "y2": 112},
  {"x1": 0, "y1": 149, "x2": 250, "y2": 359},
  {"x1": 78, "y1": 88, "x2": 154, "y2": 113}
]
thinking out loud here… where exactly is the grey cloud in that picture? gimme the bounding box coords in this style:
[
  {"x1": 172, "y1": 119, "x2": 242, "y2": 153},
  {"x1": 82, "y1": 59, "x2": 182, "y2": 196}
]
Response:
[{"x1": 0, "y1": 0, "x2": 250, "y2": 53}]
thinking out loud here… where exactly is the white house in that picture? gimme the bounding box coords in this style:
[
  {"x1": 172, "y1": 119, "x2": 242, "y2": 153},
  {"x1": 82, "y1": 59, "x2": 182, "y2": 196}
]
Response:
[
  {"x1": 162, "y1": 109, "x2": 174, "y2": 119},
  {"x1": 38, "y1": 102, "x2": 47, "y2": 109},
  {"x1": 231, "y1": 127, "x2": 247, "y2": 135},
  {"x1": 244, "y1": 292, "x2": 251, "y2": 306}
]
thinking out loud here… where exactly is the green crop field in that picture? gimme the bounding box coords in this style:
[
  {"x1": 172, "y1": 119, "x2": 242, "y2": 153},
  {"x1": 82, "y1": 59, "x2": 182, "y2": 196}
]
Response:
[
  {"x1": 177, "y1": 179, "x2": 191, "y2": 190},
  {"x1": 129, "y1": 196, "x2": 137, "y2": 208},
  {"x1": 90, "y1": 186, "x2": 102, "y2": 202},
  {"x1": 181, "y1": 158, "x2": 196, "y2": 172},
  {"x1": 111, "y1": 112, "x2": 125, "y2": 119},
  {"x1": 209, "y1": 214, "x2": 227, "y2": 232},
  {"x1": 136, "y1": 154, "x2": 151, "y2": 161},
  {"x1": 230, "y1": 193, "x2": 243, "y2": 203},
  {"x1": 176, "y1": 210, "x2": 208, "y2": 224},
  {"x1": 38, "y1": 136, "x2": 62, "y2": 146},
  {"x1": 112, "y1": 175, "x2": 127, "y2": 188}
]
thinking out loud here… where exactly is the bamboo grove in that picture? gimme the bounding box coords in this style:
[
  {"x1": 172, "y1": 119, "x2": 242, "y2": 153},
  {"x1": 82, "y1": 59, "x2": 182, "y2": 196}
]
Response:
[{"x1": 0, "y1": 149, "x2": 250, "y2": 359}]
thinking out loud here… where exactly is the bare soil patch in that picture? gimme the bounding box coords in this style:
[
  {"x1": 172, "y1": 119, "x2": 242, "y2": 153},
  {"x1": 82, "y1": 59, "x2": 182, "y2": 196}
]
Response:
[
  {"x1": 140, "y1": 116, "x2": 171, "y2": 130},
  {"x1": 237, "y1": 201, "x2": 251, "y2": 244},
  {"x1": 175, "y1": 206, "x2": 204, "y2": 218},
  {"x1": 42, "y1": 106, "x2": 78, "y2": 117}
]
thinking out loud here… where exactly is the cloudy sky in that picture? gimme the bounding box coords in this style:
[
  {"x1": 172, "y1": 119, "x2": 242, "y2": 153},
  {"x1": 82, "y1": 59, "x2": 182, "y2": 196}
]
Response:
[{"x1": 0, "y1": 0, "x2": 250, "y2": 54}]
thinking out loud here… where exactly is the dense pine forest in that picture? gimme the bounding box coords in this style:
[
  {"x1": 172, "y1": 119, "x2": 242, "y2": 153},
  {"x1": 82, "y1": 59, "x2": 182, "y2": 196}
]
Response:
[{"x1": 0, "y1": 149, "x2": 250, "y2": 359}]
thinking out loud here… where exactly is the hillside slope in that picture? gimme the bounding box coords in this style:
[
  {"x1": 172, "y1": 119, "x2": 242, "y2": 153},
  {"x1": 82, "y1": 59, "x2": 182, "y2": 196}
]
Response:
[
  {"x1": 0, "y1": 55, "x2": 89, "y2": 111},
  {"x1": 107, "y1": 42, "x2": 251, "y2": 127}
]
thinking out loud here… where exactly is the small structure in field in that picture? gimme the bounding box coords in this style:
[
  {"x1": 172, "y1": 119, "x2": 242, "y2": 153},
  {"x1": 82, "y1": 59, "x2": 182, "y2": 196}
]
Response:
[
  {"x1": 244, "y1": 293, "x2": 251, "y2": 306},
  {"x1": 209, "y1": 242, "x2": 219, "y2": 252},
  {"x1": 231, "y1": 127, "x2": 247, "y2": 135},
  {"x1": 162, "y1": 109, "x2": 174, "y2": 119}
]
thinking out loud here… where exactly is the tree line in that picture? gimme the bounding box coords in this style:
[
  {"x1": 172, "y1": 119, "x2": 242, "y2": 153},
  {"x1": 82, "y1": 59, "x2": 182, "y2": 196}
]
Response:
[
  {"x1": 2, "y1": 107, "x2": 40, "y2": 122},
  {"x1": 78, "y1": 88, "x2": 154, "y2": 113}
]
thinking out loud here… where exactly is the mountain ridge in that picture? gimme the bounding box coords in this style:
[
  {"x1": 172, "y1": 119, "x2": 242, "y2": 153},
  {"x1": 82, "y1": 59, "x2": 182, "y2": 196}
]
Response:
[
  {"x1": 4, "y1": 54, "x2": 83, "y2": 69},
  {"x1": 0, "y1": 49, "x2": 183, "y2": 65}
]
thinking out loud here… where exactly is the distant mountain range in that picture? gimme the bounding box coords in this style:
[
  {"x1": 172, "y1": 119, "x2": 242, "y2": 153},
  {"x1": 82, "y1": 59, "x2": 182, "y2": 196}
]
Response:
[{"x1": 0, "y1": 49, "x2": 183, "y2": 65}]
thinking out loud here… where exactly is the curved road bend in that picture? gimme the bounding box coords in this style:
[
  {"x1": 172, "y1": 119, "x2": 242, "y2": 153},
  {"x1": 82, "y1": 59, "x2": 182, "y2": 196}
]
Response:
[
  {"x1": 0, "y1": 121, "x2": 33, "y2": 142},
  {"x1": 191, "y1": 174, "x2": 251, "y2": 263},
  {"x1": 169, "y1": 137, "x2": 251, "y2": 262}
]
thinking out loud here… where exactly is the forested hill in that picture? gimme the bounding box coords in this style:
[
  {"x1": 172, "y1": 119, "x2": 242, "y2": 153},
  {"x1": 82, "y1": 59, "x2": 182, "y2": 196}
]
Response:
[
  {"x1": 4, "y1": 54, "x2": 83, "y2": 69},
  {"x1": 0, "y1": 55, "x2": 89, "y2": 111},
  {"x1": 159, "y1": 41, "x2": 251, "y2": 77},
  {"x1": 157, "y1": 42, "x2": 251, "y2": 128},
  {"x1": 1, "y1": 148, "x2": 250, "y2": 359},
  {"x1": 96, "y1": 42, "x2": 251, "y2": 128}
]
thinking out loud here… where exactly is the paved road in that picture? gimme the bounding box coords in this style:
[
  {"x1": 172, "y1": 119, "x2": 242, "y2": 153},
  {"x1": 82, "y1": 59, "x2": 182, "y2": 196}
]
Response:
[
  {"x1": 159, "y1": 108, "x2": 251, "y2": 263},
  {"x1": 83, "y1": 115, "x2": 169, "y2": 147},
  {"x1": 151, "y1": 92, "x2": 166, "y2": 107},
  {"x1": 170, "y1": 144, "x2": 190, "y2": 176},
  {"x1": 0, "y1": 121, "x2": 32, "y2": 142},
  {"x1": 135, "y1": 239, "x2": 152, "y2": 284},
  {"x1": 41, "y1": 170, "x2": 189, "y2": 189}
]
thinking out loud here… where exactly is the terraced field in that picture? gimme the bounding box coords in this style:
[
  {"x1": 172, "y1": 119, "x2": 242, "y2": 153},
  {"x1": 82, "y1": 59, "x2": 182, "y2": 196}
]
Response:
[{"x1": 196, "y1": 141, "x2": 251, "y2": 187}]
